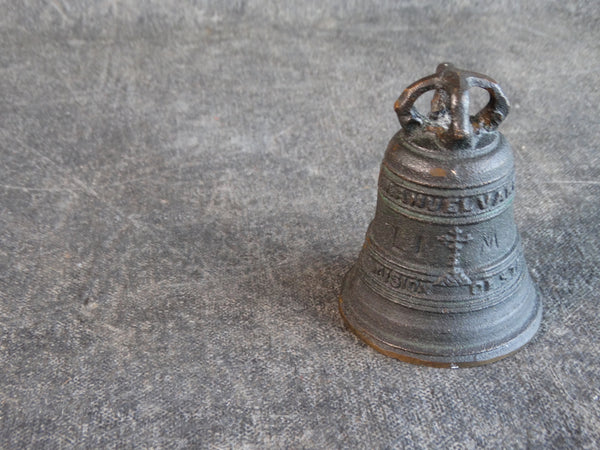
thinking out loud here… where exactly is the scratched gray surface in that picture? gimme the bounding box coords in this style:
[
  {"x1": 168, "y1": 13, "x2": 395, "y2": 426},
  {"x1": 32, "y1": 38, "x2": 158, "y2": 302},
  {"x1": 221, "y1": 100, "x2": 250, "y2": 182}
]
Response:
[{"x1": 1, "y1": 1, "x2": 599, "y2": 448}]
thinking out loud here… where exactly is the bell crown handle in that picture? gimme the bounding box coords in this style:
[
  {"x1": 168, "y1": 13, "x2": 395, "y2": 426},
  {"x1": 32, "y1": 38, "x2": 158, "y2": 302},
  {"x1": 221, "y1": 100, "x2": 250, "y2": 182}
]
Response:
[{"x1": 394, "y1": 63, "x2": 510, "y2": 147}]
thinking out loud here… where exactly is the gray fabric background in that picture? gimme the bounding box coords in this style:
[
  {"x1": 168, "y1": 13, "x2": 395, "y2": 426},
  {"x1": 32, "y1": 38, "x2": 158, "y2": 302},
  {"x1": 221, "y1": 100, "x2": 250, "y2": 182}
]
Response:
[{"x1": 1, "y1": 1, "x2": 599, "y2": 448}]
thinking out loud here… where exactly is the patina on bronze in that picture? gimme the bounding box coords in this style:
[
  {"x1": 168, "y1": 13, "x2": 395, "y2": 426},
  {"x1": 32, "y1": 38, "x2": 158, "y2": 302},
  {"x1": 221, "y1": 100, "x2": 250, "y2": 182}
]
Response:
[{"x1": 340, "y1": 63, "x2": 542, "y2": 367}]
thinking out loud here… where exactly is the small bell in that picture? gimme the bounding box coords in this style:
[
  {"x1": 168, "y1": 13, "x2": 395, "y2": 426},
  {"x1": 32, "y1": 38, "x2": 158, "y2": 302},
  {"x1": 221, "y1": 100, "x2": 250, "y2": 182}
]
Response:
[{"x1": 340, "y1": 63, "x2": 542, "y2": 367}]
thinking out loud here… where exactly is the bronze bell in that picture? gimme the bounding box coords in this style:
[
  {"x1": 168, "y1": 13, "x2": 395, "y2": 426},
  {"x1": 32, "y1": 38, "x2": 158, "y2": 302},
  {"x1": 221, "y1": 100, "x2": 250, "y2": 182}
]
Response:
[{"x1": 340, "y1": 63, "x2": 542, "y2": 367}]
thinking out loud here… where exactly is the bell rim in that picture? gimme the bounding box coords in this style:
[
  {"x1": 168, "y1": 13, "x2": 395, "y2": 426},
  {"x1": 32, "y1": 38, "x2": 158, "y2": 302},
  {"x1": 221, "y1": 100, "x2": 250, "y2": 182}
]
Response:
[{"x1": 339, "y1": 293, "x2": 542, "y2": 368}]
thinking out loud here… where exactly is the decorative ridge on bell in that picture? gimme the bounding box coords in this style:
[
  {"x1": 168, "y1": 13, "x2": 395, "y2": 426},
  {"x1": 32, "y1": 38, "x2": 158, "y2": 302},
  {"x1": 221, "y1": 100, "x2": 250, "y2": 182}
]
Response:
[{"x1": 339, "y1": 63, "x2": 541, "y2": 367}]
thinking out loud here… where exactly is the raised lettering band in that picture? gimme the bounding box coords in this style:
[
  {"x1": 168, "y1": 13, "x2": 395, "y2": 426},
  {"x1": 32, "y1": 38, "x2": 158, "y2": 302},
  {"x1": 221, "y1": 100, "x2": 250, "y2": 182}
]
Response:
[
  {"x1": 379, "y1": 164, "x2": 515, "y2": 224},
  {"x1": 357, "y1": 240, "x2": 524, "y2": 313}
]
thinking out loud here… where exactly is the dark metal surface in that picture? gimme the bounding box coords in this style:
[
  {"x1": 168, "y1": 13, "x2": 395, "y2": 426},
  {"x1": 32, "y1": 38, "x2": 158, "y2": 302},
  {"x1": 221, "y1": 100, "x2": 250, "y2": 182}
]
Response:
[{"x1": 340, "y1": 63, "x2": 542, "y2": 367}]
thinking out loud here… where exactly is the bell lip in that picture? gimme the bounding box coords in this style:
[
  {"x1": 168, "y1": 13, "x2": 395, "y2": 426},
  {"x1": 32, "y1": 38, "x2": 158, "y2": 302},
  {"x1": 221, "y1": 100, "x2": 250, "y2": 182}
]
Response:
[{"x1": 339, "y1": 294, "x2": 542, "y2": 368}]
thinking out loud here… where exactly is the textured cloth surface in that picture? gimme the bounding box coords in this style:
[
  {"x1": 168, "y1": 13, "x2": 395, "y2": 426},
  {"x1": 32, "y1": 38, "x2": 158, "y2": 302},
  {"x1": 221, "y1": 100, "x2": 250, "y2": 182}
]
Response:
[{"x1": 1, "y1": 1, "x2": 599, "y2": 448}]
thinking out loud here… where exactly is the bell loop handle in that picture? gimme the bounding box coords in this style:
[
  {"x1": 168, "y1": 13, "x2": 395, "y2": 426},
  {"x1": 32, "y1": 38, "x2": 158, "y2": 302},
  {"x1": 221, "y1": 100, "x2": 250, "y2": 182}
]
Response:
[{"x1": 394, "y1": 63, "x2": 510, "y2": 147}]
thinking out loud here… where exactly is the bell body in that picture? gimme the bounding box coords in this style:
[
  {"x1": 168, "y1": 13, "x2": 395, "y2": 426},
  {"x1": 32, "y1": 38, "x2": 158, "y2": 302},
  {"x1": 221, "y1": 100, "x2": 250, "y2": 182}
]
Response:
[{"x1": 340, "y1": 64, "x2": 541, "y2": 366}]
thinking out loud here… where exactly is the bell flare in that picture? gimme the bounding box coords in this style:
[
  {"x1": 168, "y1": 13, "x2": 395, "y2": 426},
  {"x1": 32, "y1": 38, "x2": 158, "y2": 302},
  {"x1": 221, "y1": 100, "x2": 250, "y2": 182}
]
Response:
[{"x1": 340, "y1": 258, "x2": 542, "y2": 367}]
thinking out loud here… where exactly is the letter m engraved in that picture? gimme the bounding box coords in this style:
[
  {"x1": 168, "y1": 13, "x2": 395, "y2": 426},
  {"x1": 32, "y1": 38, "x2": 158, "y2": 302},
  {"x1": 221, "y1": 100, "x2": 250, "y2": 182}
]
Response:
[{"x1": 481, "y1": 233, "x2": 499, "y2": 251}]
